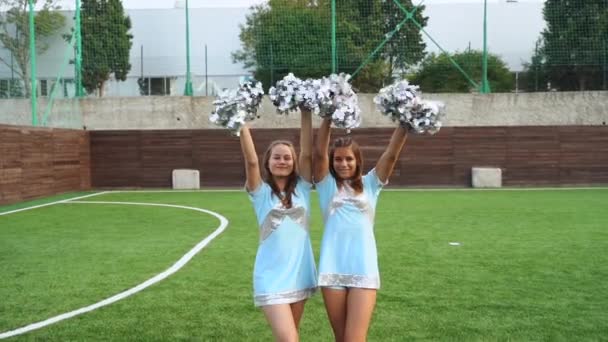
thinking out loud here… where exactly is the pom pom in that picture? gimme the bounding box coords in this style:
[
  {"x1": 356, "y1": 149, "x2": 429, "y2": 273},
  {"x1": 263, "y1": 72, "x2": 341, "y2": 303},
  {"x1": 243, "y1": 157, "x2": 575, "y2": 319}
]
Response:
[
  {"x1": 374, "y1": 79, "x2": 444, "y2": 135},
  {"x1": 268, "y1": 73, "x2": 305, "y2": 115},
  {"x1": 209, "y1": 79, "x2": 264, "y2": 136},
  {"x1": 373, "y1": 79, "x2": 419, "y2": 120},
  {"x1": 316, "y1": 73, "x2": 361, "y2": 131},
  {"x1": 407, "y1": 100, "x2": 445, "y2": 135}
]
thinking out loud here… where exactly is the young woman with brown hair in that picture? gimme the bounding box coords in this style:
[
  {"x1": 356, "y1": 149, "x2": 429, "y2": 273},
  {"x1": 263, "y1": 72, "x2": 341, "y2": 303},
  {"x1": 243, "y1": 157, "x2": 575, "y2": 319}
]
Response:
[
  {"x1": 241, "y1": 109, "x2": 316, "y2": 342},
  {"x1": 314, "y1": 117, "x2": 408, "y2": 342}
]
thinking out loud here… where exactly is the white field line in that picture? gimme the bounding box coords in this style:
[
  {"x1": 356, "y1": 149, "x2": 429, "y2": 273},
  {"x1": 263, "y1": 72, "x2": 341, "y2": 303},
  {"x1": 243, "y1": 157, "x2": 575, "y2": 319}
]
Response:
[
  {"x1": 0, "y1": 192, "x2": 109, "y2": 216},
  {"x1": 0, "y1": 200, "x2": 229, "y2": 340}
]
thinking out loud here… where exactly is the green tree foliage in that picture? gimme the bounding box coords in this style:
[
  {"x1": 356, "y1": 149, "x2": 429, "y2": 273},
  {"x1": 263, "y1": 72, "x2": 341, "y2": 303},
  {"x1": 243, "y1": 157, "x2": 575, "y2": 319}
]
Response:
[
  {"x1": 521, "y1": 38, "x2": 551, "y2": 92},
  {"x1": 232, "y1": 0, "x2": 333, "y2": 90},
  {"x1": 412, "y1": 50, "x2": 512, "y2": 93},
  {"x1": 232, "y1": 0, "x2": 427, "y2": 91},
  {"x1": 80, "y1": 0, "x2": 133, "y2": 96},
  {"x1": 0, "y1": 0, "x2": 65, "y2": 97},
  {"x1": 533, "y1": 0, "x2": 608, "y2": 91},
  {"x1": 380, "y1": 0, "x2": 427, "y2": 82}
]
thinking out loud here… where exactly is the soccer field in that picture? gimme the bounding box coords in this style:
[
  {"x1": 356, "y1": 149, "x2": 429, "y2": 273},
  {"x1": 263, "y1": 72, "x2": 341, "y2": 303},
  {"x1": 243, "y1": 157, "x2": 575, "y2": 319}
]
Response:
[{"x1": 1, "y1": 189, "x2": 607, "y2": 341}]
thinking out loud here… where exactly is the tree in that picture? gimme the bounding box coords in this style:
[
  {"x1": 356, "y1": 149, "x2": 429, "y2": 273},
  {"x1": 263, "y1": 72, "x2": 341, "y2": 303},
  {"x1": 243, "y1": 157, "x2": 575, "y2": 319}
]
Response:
[
  {"x1": 0, "y1": 0, "x2": 65, "y2": 97},
  {"x1": 520, "y1": 38, "x2": 551, "y2": 92},
  {"x1": 536, "y1": 0, "x2": 608, "y2": 91},
  {"x1": 232, "y1": 0, "x2": 333, "y2": 90},
  {"x1": 411, "y1": 50, "x2": 513, "y2": 93},
  {"x1": 380, "y1": 0, "x2": 427, "y2": 82},
  {"x1": 80, "y1": 0, "x2": 133, "y2": 96},
  {"x1": 232, "y1": 0, "x2": 427, "y2": 92}
]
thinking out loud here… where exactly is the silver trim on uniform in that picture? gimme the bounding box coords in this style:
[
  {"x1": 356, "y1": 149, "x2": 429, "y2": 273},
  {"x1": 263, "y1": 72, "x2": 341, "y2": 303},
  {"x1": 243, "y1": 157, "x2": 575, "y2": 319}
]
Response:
[
  {"x1": 254, "y1": 287, "x2": 317, "y2": 306},
  {"x1": 318, "y1": 273, "x2": 380, "y2": 289},
  {"x1": 327, "y1": 184, "x2": 375, "y2": 223},
  {"x1": 259, "y1": 205, "x2": 308, "y2": 242}
]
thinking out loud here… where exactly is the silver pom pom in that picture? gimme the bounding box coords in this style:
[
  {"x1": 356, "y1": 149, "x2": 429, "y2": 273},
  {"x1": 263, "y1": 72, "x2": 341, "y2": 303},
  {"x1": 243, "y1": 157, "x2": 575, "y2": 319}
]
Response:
[
  {"x1": 374, "y1": 79, "x2": 419, "y2": 119},
  {"x1": 374, "y1": 79, "x2": 444, "y2": 135},
  {"x1": 407, "y1": 100, "x2": 445, "y2": 135},
  {"x1": 268, "y1": 73, "x2": 305, "y2": 115},
  {"x1": 316, "y1": 73, "x2": 361, "y2": 131},
  {"x1": 209, "y1": 79, "x2": 264, "y2": 136}
]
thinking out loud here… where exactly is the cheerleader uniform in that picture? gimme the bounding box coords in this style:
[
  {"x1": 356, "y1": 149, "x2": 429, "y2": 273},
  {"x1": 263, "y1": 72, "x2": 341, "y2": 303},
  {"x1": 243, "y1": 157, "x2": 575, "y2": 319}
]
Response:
[
  {"x1": 248, "y1": 177, "x2": 317, "y2": 306},
  {"x1": 316, "y1": 168, "x2": 385, "y2": 289}
]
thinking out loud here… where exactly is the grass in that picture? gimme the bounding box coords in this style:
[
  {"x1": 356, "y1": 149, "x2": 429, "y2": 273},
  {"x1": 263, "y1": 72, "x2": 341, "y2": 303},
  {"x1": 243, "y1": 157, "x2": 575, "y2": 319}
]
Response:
[{"x1": 1, "y1": 189, "x2": 607, "y2": 341}]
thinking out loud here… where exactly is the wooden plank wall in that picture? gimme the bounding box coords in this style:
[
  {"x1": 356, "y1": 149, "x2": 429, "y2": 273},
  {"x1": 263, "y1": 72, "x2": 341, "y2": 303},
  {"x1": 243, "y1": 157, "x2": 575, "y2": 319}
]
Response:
[
  {"x1": 89, "y1": 126, "x2": 608, "y2": 188},
  {"x1": 0, "y1": 125, "x2": 91, "y2": 205}
]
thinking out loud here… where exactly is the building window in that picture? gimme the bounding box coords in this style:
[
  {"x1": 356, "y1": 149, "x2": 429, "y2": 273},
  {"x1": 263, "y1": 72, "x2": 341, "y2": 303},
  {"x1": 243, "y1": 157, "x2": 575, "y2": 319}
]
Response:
[
  {"x1": 40, "y1": 79, "x2": 48, "y2": 96},
  {"x1": 0, "y1": 79, "x2": 24, "y2": 98},
  {"x1": 137, "y1": 77, "x2": 171, "y2": 96}
]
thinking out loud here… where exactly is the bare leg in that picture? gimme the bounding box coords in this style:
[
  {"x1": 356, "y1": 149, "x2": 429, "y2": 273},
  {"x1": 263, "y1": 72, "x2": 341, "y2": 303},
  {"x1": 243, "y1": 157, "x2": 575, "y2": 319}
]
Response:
[
  {"x1": 322, "y1": 287, "x2": 348, "y2": 342},
  {"x1": 262, "y1": 304, "x2": 299, "y2": 342},
  {"x1": 344, "y1": 288, "x2": 377, "y2": 342},
  {"x1": 290, "y1": 299, "x2": 307, "y2": 329}
]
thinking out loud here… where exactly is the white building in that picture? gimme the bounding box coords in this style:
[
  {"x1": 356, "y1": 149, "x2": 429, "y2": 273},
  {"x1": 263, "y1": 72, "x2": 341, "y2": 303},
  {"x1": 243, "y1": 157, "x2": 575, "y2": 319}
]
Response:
[{"x1": 0, "y1": 0, "x2": 544, "y2": 97}]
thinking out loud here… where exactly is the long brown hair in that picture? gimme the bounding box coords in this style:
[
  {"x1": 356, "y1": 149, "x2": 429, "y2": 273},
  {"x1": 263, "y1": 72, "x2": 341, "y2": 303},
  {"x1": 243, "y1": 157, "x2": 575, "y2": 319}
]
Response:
[
  {"x1": 329, "y1": 137, "x2": 364, "y2": 194},
  {"x1": 262, "y1": 140, "x2": 299, "y2": 208}
]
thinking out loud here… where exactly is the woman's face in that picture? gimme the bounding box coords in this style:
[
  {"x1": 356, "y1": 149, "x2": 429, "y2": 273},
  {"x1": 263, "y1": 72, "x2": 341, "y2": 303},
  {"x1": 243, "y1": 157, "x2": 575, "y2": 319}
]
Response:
[
  {"x1": 333, "y1": 146, "x2": 357, "y2": 180},
  {"x1": 268, "y1": 144, "x2": 294, "y2": 177}
]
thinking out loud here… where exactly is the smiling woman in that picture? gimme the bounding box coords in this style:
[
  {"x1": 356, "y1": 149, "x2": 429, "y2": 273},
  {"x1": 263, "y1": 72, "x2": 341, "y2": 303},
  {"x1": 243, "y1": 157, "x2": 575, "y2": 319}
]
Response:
[
  {"x1": 238, "y1": 108, "x2": 318, "y2": 341},
  {"x1": 313, "y1": 116, "x2": 409, "y2": 341}
]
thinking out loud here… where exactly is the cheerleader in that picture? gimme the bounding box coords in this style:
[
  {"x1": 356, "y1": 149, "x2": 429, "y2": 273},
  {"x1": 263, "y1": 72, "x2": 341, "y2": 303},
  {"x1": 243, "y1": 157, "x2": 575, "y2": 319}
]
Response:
[
  {"x1": 313, "y1": 117, "x2": 408, "y2": 342},
  {"x1": 241, "y1": 109, "x2": 317, "y2": 342}
]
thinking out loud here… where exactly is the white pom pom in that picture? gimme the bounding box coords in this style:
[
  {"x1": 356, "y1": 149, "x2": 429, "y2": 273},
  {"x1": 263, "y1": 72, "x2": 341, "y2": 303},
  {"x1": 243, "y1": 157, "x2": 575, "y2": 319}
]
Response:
[
  {"x1": 269, "y1": 73, "x2": 305, "y2": 115},
  {"x1": 315, "y1": 73, "x2": 361, "y2": 131},
  {"x1": 374, "y1": 79, "x2": 445, "y2": 135},
  {"x1": 209, "y1": 79, "x2": 264, "y2": 135}
]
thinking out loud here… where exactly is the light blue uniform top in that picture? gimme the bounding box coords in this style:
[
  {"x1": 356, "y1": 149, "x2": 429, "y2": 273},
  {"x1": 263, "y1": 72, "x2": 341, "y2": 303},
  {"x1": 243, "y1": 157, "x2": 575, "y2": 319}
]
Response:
[
  {"x1": 248, "y1": 177, "x2": 317, "y2": 306},
  {"x1": 316, "y1": 169, "x2": 385, "y2": 289}
]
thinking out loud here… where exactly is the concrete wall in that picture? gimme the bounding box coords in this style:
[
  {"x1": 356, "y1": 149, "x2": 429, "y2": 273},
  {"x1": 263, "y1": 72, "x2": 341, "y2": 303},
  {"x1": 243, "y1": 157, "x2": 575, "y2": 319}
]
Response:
[
  {"x1": 0, "y1": 98, "x2": 84, "y2": 129},
  {"x1": 1, "y1": 91, "x2": 607, "y2": 130}
]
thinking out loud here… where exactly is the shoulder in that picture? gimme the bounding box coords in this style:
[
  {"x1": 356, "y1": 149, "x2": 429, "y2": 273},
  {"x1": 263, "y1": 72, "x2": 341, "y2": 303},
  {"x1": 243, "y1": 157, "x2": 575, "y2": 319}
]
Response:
[{"x1": 364, "y1": 168, "x2": 387, "y2": 188}]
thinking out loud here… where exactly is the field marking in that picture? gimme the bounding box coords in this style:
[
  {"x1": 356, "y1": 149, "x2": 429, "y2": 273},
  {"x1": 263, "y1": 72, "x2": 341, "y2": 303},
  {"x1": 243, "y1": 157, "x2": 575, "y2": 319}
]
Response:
[
  {"x1": 0, "y1": 192, "x2": 109, "y2": 216},
  {"x1": 0, "y1": 200, "x2": 229, "y2": 340}
]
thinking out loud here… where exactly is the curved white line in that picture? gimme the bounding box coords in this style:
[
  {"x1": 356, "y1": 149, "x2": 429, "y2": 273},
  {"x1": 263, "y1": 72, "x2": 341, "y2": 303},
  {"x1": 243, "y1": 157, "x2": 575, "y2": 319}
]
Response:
[{"x1": 0, "y1": 201, "x2": 229, "y2": 340}]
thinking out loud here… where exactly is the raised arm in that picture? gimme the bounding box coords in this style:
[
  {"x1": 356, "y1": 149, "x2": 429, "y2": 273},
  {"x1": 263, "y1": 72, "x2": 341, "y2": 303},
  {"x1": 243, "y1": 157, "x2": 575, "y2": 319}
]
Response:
[
  {"x1": 299, "y1": 109, "x2": 313, "y2": 183},
  {"x1": 240, "y1": 124, "x2": 262, "y2": 192},
  {"x1": 313, "y1": 117, "x2": 332, "y2": 182},
  {"x1": 375, "y1": 126, "x2": 408, "y2": 184}
]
